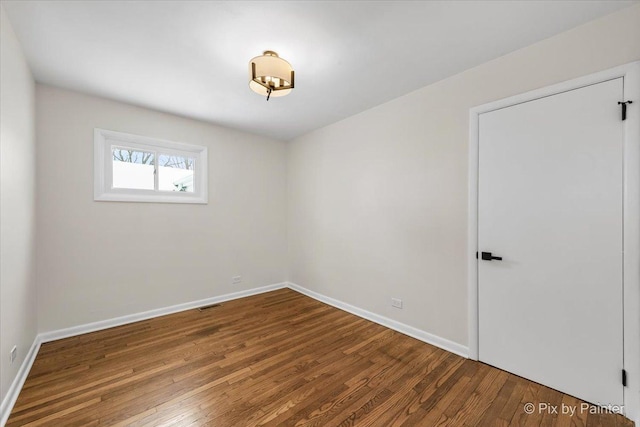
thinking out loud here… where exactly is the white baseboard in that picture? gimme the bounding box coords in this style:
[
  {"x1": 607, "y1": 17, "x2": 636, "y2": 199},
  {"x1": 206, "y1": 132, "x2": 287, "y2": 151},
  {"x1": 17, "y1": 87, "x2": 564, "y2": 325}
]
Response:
[
  {"x1": 39, "y1": 283, "x2": 288, "y2": 343},
  {"x1": 0, "y1": 336, "x2": 41, "y2": 427},
  {"x1": 0, "y1": 282, "x2": 287, "y2": 426},
  {"x1": 286, "y1": 282, "x2": 469, "y2": 358},
  {"x1": 4, "y1": 282, "x2": 636, "y2": 425},
  {"x1": 1, "y1": 281, "x2": 468, "y2": 426}
]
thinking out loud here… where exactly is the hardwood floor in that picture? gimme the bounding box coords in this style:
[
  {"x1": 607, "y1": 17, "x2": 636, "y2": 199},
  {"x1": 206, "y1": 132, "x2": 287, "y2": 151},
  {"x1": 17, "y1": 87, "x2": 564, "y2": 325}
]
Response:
[{"x1": 7, "y1": 289, "x2": 633, "y2": 426}]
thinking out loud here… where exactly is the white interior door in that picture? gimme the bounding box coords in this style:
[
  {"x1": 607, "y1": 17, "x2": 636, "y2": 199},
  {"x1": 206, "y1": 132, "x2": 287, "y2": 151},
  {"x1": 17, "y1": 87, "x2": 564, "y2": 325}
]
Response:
[{"x1": 478, "y1": 78, "x2": 624, "y2": 406}]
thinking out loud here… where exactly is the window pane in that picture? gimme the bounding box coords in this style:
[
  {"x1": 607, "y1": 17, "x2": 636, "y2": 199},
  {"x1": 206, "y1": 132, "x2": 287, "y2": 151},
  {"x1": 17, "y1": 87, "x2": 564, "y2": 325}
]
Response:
[
  {"x1": 112, "y1": 148, "x2": 155, "y2": 190},
  {"x1": 158, "y1": 154, "x2": 195, "y2": 193}
]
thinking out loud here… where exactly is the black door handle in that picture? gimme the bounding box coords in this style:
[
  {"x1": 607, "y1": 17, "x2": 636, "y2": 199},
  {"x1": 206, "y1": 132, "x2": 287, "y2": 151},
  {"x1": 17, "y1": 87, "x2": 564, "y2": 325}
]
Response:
[{"x1": 481, "y1": 251, "x2": 502, "y2": 261}]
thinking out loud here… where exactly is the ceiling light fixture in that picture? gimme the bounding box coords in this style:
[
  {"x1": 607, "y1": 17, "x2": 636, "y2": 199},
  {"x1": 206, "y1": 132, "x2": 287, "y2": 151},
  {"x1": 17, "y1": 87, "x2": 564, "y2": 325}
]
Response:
[{"x1": 249, "y1": 51, "x2": 295, "y2": 101}]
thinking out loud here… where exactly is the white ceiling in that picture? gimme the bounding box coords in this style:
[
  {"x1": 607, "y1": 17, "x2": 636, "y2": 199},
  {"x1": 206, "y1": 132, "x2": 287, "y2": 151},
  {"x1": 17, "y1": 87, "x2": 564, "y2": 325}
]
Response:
[{"x1": 3, "y1": 1, "x2": 637, "y2": 140}]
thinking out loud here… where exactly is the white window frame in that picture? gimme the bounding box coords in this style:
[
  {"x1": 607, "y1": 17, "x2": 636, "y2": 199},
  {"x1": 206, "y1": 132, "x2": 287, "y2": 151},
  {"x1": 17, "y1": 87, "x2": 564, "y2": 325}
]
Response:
[{"x1": 94, "y1": 128, "x2": 208, "y2": 204}]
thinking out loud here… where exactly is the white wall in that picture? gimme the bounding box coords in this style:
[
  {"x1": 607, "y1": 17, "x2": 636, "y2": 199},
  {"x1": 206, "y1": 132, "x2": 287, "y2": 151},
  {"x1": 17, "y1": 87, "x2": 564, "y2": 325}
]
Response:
[
  {"x1": 287, "y1": 6, "x2": 640, "y2": 348},
  {"x1": 2, "y1": 1, "x2": 639, "y2": 421},
  {"x1": 36, "y1": 85, "x2": 287, "y2": 332},
  {"x1": 0, "y1": 5, "x2": 37, "y2": 404}
]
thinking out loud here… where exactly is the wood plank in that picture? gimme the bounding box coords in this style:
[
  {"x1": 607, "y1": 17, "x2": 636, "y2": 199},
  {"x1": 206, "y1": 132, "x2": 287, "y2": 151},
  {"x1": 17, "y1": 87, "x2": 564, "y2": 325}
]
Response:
[{"x1": 7, "y1": 289, "x2": 633, "y2": 427}]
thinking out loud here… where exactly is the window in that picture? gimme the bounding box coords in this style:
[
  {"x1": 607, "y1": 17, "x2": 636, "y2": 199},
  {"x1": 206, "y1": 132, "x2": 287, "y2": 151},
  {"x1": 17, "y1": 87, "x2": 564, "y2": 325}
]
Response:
[{"x1": 94, "y1": 128, "x2": 207, "y2": 203}]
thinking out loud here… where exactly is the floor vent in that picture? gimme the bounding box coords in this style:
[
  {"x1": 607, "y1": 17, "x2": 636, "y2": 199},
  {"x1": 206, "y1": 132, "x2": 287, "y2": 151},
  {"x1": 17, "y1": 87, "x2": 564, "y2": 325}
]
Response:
[{"x1": 198, "y1": 304, "x2": 222, "y2": 311}]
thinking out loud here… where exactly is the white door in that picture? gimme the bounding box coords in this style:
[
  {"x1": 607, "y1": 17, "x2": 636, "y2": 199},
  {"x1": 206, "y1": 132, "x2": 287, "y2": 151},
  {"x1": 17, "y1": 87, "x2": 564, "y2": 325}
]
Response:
[{"x1": 478, "y1": 78, "x2": 624, "y2": 406}]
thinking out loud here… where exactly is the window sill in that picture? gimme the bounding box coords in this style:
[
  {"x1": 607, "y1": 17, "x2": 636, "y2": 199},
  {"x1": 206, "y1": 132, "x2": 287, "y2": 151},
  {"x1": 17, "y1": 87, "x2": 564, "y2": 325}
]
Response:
[{"x1": 94, "y1": 192, "x2": 208, "y2": 204}]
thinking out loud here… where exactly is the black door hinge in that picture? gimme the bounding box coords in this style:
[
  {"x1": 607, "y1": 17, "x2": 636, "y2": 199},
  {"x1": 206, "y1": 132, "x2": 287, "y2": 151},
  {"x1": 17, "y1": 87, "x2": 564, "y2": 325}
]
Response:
[
  {"x1": 618, "y1": 101, "x2": 633, "y2": 121},
  {"x1": 622, "y1": 369, "x2": 627, "y2": 387}
]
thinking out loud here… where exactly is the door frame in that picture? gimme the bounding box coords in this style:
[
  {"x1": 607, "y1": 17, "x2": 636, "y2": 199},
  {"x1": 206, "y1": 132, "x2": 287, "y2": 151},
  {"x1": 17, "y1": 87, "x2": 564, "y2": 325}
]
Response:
[{"x1": 467, "y1": 61, "x2": 640, "y2": 422}]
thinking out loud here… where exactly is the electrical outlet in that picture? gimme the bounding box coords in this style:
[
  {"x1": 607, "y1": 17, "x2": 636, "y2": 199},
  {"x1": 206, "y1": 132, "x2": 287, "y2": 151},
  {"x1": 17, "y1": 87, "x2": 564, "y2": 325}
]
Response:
[
  {"x1": 10, "y1": 346, "x2": 17, "y2": 364},
  {"x1": 232, "y1": 276, "x2": 242, "y2": 285},
  {"x1": 391, "y1": 298, "x2": 403, "y2": 309}
]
